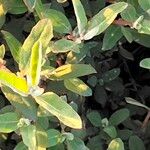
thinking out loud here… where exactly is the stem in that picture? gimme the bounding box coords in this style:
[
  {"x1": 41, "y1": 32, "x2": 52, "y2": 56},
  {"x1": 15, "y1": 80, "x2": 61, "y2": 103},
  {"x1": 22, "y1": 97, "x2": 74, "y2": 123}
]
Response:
[
  {"x1": 113, "y1": 19, "x2": 133, "y2": 27},
  {"x1": 142, "y1": 110, "x2": 150, "y2": 128}
]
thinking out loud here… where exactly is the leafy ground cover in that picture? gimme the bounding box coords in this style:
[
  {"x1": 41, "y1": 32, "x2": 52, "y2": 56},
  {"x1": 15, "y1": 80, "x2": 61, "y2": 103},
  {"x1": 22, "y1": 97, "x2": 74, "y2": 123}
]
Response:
[{"x1": 0, "y1": 0, "x2": 150, "y2": 150}]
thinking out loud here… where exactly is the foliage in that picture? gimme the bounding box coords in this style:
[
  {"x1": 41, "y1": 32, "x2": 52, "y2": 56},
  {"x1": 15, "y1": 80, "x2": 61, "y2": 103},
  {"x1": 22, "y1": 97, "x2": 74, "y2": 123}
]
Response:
[{"x1": 0, "y1": 0, "x2": 149, "y2": 149}]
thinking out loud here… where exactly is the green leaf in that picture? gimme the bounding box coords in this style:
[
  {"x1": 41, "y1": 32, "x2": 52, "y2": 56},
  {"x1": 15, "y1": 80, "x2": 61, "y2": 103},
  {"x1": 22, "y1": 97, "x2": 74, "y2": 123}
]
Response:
[
  {"x1": 118, "y1": 129, "x2": 133, "y2": 140},
  {"x1": 83, "y1": 2, "x2": 128, "y2": 40},
  {"x1": 0, "y1": 70, "x2": 29, "y2": 96},
  {"x1": 28, "y1": 41, "x2": 42, "y2": 86},
  {"x1": 2, "y1": 30, "x2": 22, "y2": 63},
  {"x1": 121, "y1": 4, "x2": 138, "y2": 22},
  {"x1": 140, "y1": 58, "x2": 150, "y2": 69},
  {"x1": 23, "y1": 0, "x2": 36, "y2": 12},
  {"x1": 20, "y1": 125, "x2": 37, "y2": 150},
  {"x1": 47, "y1": 129, "x2": 62, "y2": 147},
  {"x1": 43, "y1": 9, "x2": 72, "y2": 34},
  {"x1": 67, "y1": 137, "x2": 88, "y2": 150},
  {"x1": 14, "y1": 141, "x2": 28, "y2": 150},
  {"x1": 129, "y1": 136, "x2": 145, "y2": 150},
  {"x1": 125, "y1": 97, "x2": 150, "y2": 110},
  {"x1": 87, "y1": 111, "x2": 102, "y2": 127},
  {"x1": 34, "y1": 92, "x2": 82, "y2": 129},
  {"x1": 0, "y1": 3, "x2": 5, "y2": 29},
  {"x1": 1, "y1": 86, "x2": 37, "y2": 120},
  {"x1": 101, "y1": 68, "x2": 120, "y2": 83},
  {"x1": 107, "y1": 138, "x2": 124, "y2": 150},
  {"x1": 138, "y1": 0, "x2": 150, "y2": 13},
  {"x1": 64, "y1": 78, "x2": 92, "y2": 96},
  {"x1": 0, "y1": 44, "x2": 5, "y2": 59},
  {"x1": 102, "y1": 25, "x2": 123, "y2": 50},
  {"x1": 103, "y1": 126, "x2": 117, "y2": 139},
  {"x1": 121, "y1": 27, "x2": 133, "y2": 43},
  {"x1": 0, "y1": 112, "x2": 19, "y2": 133},
  {"x1": 20, "y1": 18, "x2": 53, "y2": 72},
  {"x1": 49, "y1": 64, "x2": 96, "y2": 80},
  {"x1": 109, "y1": 108, "x2": 130, "y2": 126},
  {"x1": 51, "y1": 39, "x2": 80, "y2": 53},
  {"x1": 72, "y1": 0, "x2": 87, "y2": 35}
]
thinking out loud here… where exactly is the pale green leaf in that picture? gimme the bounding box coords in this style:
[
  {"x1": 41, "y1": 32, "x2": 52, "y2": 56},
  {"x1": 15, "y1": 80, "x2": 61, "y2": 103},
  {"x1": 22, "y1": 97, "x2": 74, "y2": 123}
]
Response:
[
  {"x1": 107, "y1": 138, "x2": 124, "y2": 150},
  {"x1": 102, "y1": 25, "x2": 123, "y2": 50},
  {"x1": 14, "y1": 141, "x2": 28, "y2": 150},
  {"x1": 0, "y1": 44, "x2": 5, "y2": 59},
  {"x1": 103, "y1": 126, "x2": 117, "y2": 139},
  {"x1": 20, "y1": 125, "x2": 37, "y2": 150},
  {"x1": 2, "y1": 30, "x2": 22, "y2": 63},
  {"x1": 49, "y1": 64, "x2": 96, "y2": 80},
  {"x1": 72, "y1": 0, "x2": 87, "y2": 35},
  {"x1": 138, "y1": 0, "x2": 150, "y2": 13},
  {"x1": 28, "y1": 41, "x2": 42, "y2": 86},
  {"x1": 83, "y1": 2, "x2": 128, "y2": 40},
  {"x1": 20, "y1": 18, "x2": 53, "y2": 72},
  {"x1": 140, "y1": 58, "x2": 150, "y2": 69},
  {"x1": 0, "y1": 3, "x2": 5, "y2": 28},
  {"x1": 0, "y1": 70, "x2": 29, "y2": 96},
  {"x1": 64, "y1": 78, "x2": 92, "y2": 96},
  {"x1": 121, "y1": 27, "x2": 133, "y2": 43},
  {"x1": 34, "y1": 92, "x2": 82, "y2": 129},
  {"x1": 23, "y1": 0, "x2": 36, "y2": 12},
  {"x1": 0, "y1": 112, "x2": 19, "y2": 133},
  {"x1": 109, "y1": 108, "x2": 130, "y2": 126}
]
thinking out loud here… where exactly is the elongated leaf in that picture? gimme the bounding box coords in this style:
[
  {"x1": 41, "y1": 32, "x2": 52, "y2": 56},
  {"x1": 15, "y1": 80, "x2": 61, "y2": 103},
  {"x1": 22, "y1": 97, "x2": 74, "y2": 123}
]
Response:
[
  {"x1": 121, "y1": 27, "x2": 133, "y2": 43},
  {"x1": 0, "y1": 44, "x2": 5, "y2": 59},
  {"x1": 109, "y1": 108, "x2": 130, "y2": 126},
  {"x1": 2, "y1": 30, "x2": 22, "y2": 63},
  {"x1": 14, "y1": 141, "x2": 28, "y2": 150},
  {"x1": 129, "y1": 136, "x2": 145, "y2": 150},
  {"x1": 72, "y1": 0, "x2": 87, "y2": 35},
  {"x1": 64, "y1": 78, "x2": 92, "y2": 96},
  {"x1": 103, "y1": 126, "x2": 117, "y2": 139},
  {"x1": 102, "y1": 25, "x2": 123, "y2": 50},
  {"x1": 138, "y1": 0, "x2": 150, "y2": 13},
  {"x1": 0, "y1": 112, "x2": 19, "y2": 133},
  {"x1": 23, "y1": 0, "x2": 36, "y2": 12},
  {"x1": 34, "y1": 92, "x2": 82, "y2": 129},
  {"x1": 49, "y1": 64, "x2": 96, "y2": 80},
  {"x1": 107, "y1": 138, "x2": 124, "y2": 150},
  {"x1": 52, "y1": 39, "x2": 80, "y2": 53},
  {"x1": 1, "y1": 86, "x2": 37, "y2": 120},
  {"x1": 83, "y1": 2, "x2": 128, "y2": 40},
  {"x1": 125, "y1": 97, "x2": 150, "y2": 110},
  {"x1": 140, "y1": 58, "x2": 150, "y2": 69},
  {"x1": 0, "y1": 3, "x2": 5, "y2": 28},
  {"x1": 28, "y1": 41, "x2": 42, "y2": 86},
  {"x1": 0, "y1": 70, "x2": 29, "y2": 96},
  {"x1": 20, "y1": 18, "x2": 53, "y2": 72},
  {"x1": 43, "y1": 9, "x2": 72, "y2": 34}
]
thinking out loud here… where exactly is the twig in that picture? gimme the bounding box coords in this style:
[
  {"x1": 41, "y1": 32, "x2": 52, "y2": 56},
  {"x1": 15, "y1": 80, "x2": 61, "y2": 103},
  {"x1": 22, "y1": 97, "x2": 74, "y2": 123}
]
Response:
[
  {"x1": 113, "y1": 19, "x2": 133, "y2": 27},
  {"x1": 142, "y1": 110, "x2": 150, "y2": 128}
]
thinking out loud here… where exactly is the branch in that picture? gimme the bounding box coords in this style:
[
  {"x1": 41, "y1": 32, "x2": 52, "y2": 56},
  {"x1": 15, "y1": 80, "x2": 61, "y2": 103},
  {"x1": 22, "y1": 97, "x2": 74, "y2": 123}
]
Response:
[{"x1": 113, "y1": 18, "x2": 133, "y2": 27}]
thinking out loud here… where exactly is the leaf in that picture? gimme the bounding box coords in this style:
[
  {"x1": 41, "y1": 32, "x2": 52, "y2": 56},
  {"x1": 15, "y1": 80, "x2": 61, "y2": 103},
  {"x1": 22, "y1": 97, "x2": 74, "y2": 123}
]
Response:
[
  {"x1": 49, "y1": 64, "x2": 96, "y2": 80},
  {"x1": 34, "y1": 92, "x2": 82, "y2": 129},
  {"x1": 0, "y1": 44, "x2": 5, "y2": 59},
  {"x1": 1, "y1": 86, "x2": 37, "y2": 120},
  {"x1": 118, "y1": 129, "x2": 133, "y2": 140},
  {"x1": 0, "y1": 3, "x2": 5, "y2": 28},
  {"x1": 23, "y1": 0, "x2": 36, "y2": 12},
  {"x1": 125, "y1": 97, "x2": 150, "y2": 110},
  {"x1": 121, "y1": 27, "x2": 133, "y2": 43},
  {"x1": 138, "y1": 0, "x2": 150, "y2": 13},
  {"x1": 107, "y1": 138, "x2": 124, "y2": 150},
  {"x1": 20, "y1": 18, "x2": 53, "y2": 72},
  {"x1": 28, "y1": 41, "x2": 42, "y2": 86},
  {"x1": 52, "y1": 39, "x2": 80, "y2": 53},
  {"x1": 0, "y1": 70, "x2": 29, "y2": 96},
  {"x1": 20, "y1": 125, "x2": 37, "y2": 150},
  {"x1": 2, "y1": 30, "x2": 22, "y2": 63},
  {"x1": 43, "y1": 9, "x2": 72, "y2": 34},
  {"x1": 72, "y1": 0, "x2": 87, "y2": 35},
  {"x1": 83, "y1": 2, "x2": 128, "y2": 40},
  {"x1": 87, "y1": 111, "x2": 102, "y2": 127},
  {"x1": 102, "y1": 25, "x2": 123, "y2": 50},
  {"x1": 14, "y1": 141, "x2": 28, "y2": 150},
  {"x1": 0, "y1": 112, "x2": 19, "y2": 133},
  {"x1": 67, "y1": 137, "x2": 88, "y2": 150},
  {"x1": 101, "y1": 68, "x2": 120, "y2": 83},
  {"x1": 103, "y1": 126, "x2": 117, "y2": 139},
  {"x1": 109, "y1": 108, "x2": 130, "y2": 126},
  {"x1": 140, "y1": 58, "x2": 150, "y2": 69},
  {"x1": 47, "y1": 129, "x2": 62, "y2": 147},
  {"x1": 129, "y1": 136, "x2": 145, "y2": 150},
  {"x1": 64, "y1": 78, "x2": 92, "y2": 96}
]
